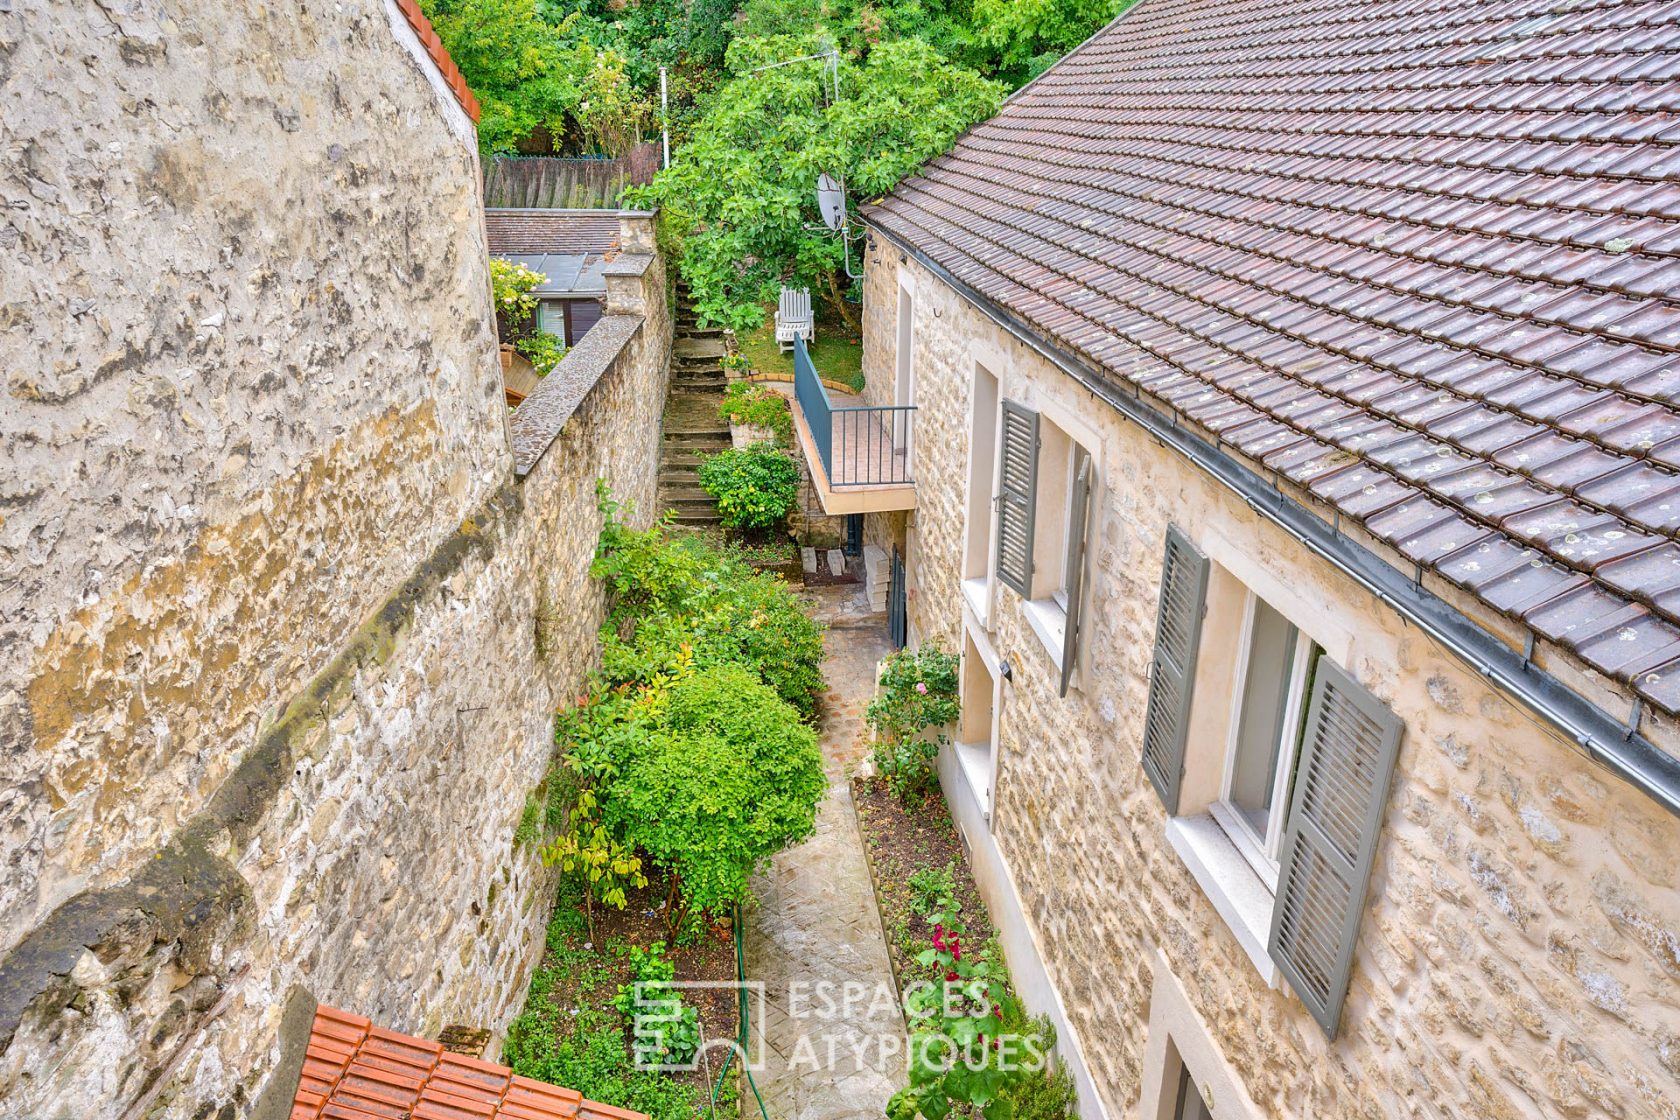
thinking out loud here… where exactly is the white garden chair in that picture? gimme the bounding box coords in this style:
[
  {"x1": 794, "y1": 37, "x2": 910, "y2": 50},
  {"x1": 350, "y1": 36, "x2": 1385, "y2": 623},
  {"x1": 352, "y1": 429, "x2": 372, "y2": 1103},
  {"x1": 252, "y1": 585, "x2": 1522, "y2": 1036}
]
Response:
[{"x1": 776, "y1": 287, "x2": 814, "y2": 352}]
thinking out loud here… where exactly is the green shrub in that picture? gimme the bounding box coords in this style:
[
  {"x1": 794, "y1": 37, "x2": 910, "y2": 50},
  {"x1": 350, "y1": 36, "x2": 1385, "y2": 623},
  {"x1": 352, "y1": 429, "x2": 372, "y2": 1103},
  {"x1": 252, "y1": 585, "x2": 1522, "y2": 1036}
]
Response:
[
  {"x1": 613, "y1": 942, "x2": 700, "y2": 1068},
  {"x1": 867, "y1": 646, "x2": 961, "y2": 802},
  {"x1": 908, "y1": 862, "x2": 960, "y2": 918},
  {"x1": 697, "y1": 444, "x2": 800, "y2": 532},
  {"x1": 718, "y1": 381, "x2": 794, "y2": 446},
  {"x1": 517, "y1": 331, "x2": 566, "y2": 375},
  {"x1": 593, "y1": 512, "x2": 825, "y2": 716},
  {"x1": 504, "y1": 888, "x2": 702, "y2": 1120},
  {"x1": 605, "y1": 665, "x2": 826, "y2": 922}
]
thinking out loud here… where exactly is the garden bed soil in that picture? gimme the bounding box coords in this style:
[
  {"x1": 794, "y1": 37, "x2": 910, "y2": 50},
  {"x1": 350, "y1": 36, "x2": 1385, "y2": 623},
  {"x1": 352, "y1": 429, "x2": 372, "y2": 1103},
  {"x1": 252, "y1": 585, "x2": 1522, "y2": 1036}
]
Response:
[
  {"x1": 526, "y1": 872, "x2": 739, "y2": 1094},
  {"x1": 852, "y1": 774, "x2": 995, "y2": 995}
]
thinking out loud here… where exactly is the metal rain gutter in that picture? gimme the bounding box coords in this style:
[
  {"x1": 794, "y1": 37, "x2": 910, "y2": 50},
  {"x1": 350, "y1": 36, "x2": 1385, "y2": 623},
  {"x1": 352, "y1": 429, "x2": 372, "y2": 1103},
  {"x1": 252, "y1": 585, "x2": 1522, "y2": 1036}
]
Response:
[{"x1": 867, "y1": 219, "x2": 1680, "y2": 820}]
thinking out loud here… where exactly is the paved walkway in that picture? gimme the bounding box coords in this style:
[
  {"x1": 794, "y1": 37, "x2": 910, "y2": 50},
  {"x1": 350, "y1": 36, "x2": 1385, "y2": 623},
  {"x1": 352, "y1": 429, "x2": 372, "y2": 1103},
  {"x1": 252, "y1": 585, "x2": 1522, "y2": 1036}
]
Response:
[{"x1": 746, "y1": 587, "x2": 905, "y2": 1120}]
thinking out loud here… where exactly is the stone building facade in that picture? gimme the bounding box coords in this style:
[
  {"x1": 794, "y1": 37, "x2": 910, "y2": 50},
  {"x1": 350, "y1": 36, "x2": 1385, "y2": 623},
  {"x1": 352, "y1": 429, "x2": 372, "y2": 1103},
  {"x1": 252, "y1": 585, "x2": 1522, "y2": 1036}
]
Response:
[
  {"x1": 0, "y1": 4, "x2": 670, "y2": 1117},
  {"x1": 854, "y1": 249, "x2": 1680, "y2": 1119},
  {"x1": 834, "y1": 2, "x2": 1680, "y2": 1116}
]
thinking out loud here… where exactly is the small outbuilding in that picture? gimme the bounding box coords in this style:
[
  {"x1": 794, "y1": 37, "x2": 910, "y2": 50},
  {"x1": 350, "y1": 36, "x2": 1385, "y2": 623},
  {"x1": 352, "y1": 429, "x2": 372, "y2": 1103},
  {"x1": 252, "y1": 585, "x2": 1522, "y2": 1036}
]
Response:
[{"x1": 485, "y1": 207, "x2": 620, "y2": 346}]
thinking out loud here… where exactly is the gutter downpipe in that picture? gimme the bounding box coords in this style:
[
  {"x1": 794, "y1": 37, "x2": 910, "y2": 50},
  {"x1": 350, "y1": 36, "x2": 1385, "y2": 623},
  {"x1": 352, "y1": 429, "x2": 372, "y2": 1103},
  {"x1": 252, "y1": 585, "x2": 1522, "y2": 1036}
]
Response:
[{"x1": 867, "y1": 219, "x2": 1680, "y2": 820}]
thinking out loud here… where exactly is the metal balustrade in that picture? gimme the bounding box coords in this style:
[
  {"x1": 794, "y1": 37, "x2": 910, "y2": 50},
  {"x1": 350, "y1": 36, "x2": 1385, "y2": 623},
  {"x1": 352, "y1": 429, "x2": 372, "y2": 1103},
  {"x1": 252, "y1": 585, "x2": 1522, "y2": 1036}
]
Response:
[{"x1": 793, "y1": 335, "x2": 915, "y2": 488}]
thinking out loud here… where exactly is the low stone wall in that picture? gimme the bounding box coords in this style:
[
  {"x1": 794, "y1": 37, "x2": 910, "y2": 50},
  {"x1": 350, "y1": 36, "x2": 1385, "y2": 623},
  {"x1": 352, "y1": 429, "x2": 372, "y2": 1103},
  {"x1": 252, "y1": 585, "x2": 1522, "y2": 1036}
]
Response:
[{"x1": 0, "y1": 229, "x2": 670, "y2": 1118}]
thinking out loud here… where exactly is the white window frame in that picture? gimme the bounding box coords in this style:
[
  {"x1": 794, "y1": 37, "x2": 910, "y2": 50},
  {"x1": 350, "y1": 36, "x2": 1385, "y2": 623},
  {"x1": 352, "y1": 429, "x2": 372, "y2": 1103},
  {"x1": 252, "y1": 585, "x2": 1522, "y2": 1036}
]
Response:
[
  {"x1": 1207, "y1": 592, "x2": 1317, "y2": 893},
  {"x1": 954, "y1": 619, "x2": 1003, "y2": 821}
]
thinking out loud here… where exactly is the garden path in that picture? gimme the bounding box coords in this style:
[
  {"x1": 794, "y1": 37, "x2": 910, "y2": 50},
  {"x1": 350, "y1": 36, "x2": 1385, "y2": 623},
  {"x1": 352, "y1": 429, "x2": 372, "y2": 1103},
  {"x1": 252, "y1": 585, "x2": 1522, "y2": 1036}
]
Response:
[{"x1": 745, "y1": 585, "x2": 906, "y2": 1120}]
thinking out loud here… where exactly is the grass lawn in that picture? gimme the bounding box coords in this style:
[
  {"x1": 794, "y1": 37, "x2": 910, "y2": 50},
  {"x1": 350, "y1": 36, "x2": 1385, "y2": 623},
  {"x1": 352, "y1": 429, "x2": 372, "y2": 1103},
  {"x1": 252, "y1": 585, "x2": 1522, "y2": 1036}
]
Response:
[{"x1": 735, "y1": 308, "x2": 865, "y2": 392}]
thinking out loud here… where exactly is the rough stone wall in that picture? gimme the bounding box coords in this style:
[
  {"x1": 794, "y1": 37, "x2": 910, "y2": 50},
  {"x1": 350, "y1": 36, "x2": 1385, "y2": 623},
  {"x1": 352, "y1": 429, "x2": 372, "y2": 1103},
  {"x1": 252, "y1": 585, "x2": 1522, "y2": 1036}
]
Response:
[
  {"x1": 1, "y1": 0, "x2": 505, "y2": 951},
  {"x1": 866, "y1": 249, "x2": 1680, "y2": 1119},
  {"x1": 0, "y1": 4, "x2": 673, "y2": 1116}
]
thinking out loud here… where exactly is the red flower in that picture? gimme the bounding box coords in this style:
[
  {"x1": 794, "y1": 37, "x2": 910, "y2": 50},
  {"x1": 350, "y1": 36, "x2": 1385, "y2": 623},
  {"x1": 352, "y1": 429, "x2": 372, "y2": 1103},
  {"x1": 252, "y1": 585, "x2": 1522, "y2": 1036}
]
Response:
[{"x1": 946, "y1": 971, "x2": 959, "y2": 982}]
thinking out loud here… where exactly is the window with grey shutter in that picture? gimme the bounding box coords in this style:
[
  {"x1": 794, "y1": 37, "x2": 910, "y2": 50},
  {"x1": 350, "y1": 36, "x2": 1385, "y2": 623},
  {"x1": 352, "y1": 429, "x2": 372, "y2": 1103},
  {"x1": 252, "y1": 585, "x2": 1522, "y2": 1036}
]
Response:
[
  {"x1": 1059, "y1": 453, "x2": 1093, "y2": 698},
  {"x1": 1139, "y1": 525, "x2": 1208, "y2": 813},
  {"x1": 1267, "y1": 659, "x2": 1403, "y2": 1039},
  {"x1": 994, "y1": 402, "x2": 1039, "y2": 596}
]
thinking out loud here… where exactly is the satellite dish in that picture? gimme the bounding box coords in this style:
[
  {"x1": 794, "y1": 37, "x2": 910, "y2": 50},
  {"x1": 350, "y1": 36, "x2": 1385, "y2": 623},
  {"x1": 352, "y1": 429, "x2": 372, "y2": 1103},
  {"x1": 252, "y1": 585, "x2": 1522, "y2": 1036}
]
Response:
[{"x1": 816, "y1": 172, "x2": 848, "y2": 232}]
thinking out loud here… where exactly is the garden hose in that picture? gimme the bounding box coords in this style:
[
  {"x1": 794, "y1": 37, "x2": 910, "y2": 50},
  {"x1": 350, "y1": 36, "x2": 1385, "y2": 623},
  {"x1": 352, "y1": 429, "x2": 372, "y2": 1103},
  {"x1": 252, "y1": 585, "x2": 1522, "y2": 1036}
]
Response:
[{"x1": 709, "y1": 904, "x2": 772, "y2": 1120}]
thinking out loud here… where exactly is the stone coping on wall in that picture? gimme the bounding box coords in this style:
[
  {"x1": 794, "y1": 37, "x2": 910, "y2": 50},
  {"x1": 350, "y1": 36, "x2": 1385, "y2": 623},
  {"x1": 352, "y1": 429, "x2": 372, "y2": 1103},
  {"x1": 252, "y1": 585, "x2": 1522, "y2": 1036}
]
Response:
[
  {"x1": 508, "y1": 314, "x2": 642, "y2": 478},
  {"x1": 599, "y1": 253, "x2": 654, "y2": 278}
]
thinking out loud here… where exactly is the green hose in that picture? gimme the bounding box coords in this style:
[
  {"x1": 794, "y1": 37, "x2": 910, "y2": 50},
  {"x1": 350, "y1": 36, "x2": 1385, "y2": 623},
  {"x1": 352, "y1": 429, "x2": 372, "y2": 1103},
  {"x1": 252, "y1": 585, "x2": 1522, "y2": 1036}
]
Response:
[{"x1": 710, "y1": 904, "x2": 771, "y2": 1120}]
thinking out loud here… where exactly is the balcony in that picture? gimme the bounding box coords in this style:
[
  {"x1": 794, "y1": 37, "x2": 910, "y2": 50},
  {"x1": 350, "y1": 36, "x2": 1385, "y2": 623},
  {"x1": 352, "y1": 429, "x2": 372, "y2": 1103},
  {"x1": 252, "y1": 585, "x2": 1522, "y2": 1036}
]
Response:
[{"x1": 789, "y1": 336, "x2": 918, "y2": 515}]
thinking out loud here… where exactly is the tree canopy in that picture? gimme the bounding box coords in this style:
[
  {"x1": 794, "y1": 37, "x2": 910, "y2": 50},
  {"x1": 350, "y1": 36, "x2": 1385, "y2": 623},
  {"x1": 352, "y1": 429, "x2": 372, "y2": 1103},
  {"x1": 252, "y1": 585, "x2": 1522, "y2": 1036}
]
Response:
[
  {"x1": 426, "y1": 0, "x2": 1133, "y2": 325},
  {"x1": 628, "y1": 35, "x2": 1003, "y2": 329}
]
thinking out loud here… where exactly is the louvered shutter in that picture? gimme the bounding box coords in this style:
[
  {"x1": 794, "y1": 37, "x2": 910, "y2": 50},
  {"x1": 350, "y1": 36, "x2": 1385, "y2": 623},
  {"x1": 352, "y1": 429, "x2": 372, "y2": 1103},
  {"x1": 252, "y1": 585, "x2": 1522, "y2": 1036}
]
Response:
[
  {"x1": 1139, "y1": 525, "x2": 1208, "y2": 813},
  {"x1": 1059, "y1": 454, "x2": 1093, "y2": 698},
  {"x1": 1268, "y1": 659, "x2": 1403, "y2": 1039},
  {"x1": 994, "y1": 402, "x2": 1040, "y2": 596}
]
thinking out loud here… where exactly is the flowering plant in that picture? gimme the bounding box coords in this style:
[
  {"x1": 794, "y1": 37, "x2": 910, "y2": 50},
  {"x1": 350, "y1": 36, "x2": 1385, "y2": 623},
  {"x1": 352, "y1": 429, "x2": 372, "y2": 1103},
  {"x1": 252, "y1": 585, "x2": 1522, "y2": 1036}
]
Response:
[
  {"x1": 868, "y1": 646, "x2": 960, "y2": 803},
  {"x1": 891, "y1": 911, "x2": 1035, "y2": 1120}
]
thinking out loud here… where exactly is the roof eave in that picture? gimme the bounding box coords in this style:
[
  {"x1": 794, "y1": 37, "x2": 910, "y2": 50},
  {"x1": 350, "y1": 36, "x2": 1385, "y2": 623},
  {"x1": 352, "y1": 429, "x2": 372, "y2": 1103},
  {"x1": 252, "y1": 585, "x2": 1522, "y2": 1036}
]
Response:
[{"x1": 863, "y1": 214, "x2": 1680, "y2": 820}]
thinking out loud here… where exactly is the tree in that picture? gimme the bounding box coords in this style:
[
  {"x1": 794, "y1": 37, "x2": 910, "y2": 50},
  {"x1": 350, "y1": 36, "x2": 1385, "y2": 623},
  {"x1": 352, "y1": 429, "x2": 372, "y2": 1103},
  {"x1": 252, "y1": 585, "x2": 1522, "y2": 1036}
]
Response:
[
  {"x1": 628, "y1": 35, "x2": 1003, "y2": 330},
  {"x1": 423, "y1": 0, "x2": 649, "y2": 154},
  {"x1": 603, "y1": 665, "x2": 826, "y2": 929},
  {"x1": 970, "y1": 0, "x2": 1133, "y2": 84}
]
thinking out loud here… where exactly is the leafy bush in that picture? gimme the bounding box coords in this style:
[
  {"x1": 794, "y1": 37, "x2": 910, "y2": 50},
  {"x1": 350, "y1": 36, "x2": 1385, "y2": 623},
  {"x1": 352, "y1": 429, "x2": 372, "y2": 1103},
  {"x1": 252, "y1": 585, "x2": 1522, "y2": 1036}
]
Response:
[
  {"x1": 890, "y1": 910, "x2": 1026, "y2": 1120},
  {"x1": 697, "y1": 445, "x2": 801, "y2": 532},
  {"x1": 518, "y1": 331, "x2": 566, "y2": 376},
  {"x1": 594, "y1": 509, "x2": 825, "y2": 715},
  {"x1": 868, "y1": 646, "x2": 961, "y2": 802},
  {"x1": 605, "y1": 665, "x2": 826, "y2": 922},
  {"x1": 1000, "y1": 1017, "x2": 1078, "y2": 1120},
  {"x1": 505, "y1": 894, "x2": 709, "y2": 1120},
  {"x1": 491, "y1": 257, "x2": 544, "y2": 325},
  {"x1": 421, "y1": 0, "x2": 649, "y2": 156},
  {"x1": 908, "y1": 862, "x2": 960, "y2": 918},
  {"x1": 614, "y1": 942, "x2": 700, "y2": 1068},
  {"x1": 719, "y1": 381, "x2": 794, "y2": 447}
]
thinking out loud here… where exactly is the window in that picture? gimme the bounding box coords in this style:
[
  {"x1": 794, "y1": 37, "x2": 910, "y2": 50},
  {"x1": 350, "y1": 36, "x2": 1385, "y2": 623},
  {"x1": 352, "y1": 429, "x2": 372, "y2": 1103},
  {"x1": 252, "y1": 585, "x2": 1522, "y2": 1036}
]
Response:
[
  {"x1": 1141, "y1": 524, "x2": 1404, "y2": 1038},
  {"x1": 1209, "y1": 597, "x2": 1321, "y2": 891},
  {"x1": 953, "y1": 628, "x2": 1000, "y2": 816},
  {"x1": 1174, "y1": 1069, "x2": 1214, "y2": 1120},
  {"x1": 962, "y1": 364, "x2": 1001, "y2": 626},
  {"x1": 985, "y1": 400, "x2": 1097, "y2": 692},
  {"x1": 538, "y1": 299, "x2": 567, "y2": 344}
]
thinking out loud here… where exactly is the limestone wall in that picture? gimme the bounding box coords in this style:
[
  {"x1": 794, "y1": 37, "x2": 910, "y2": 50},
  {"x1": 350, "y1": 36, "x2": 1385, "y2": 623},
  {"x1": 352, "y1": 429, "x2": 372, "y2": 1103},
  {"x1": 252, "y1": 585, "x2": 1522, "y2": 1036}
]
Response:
[
  {"x1": 860, "y1": 249, "x2": 1680, "y2": 1119},
  {"x1": 0, "y1": 3, "x2": 672, "y2": 1116}
]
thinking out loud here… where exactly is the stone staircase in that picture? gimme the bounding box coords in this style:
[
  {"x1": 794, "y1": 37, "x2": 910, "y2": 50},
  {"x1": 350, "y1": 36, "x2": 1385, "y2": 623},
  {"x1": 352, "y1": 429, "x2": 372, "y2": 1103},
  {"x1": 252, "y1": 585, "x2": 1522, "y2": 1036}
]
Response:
[{"x1": 658, "y1": 282, "x2": 730, "y2": 526}]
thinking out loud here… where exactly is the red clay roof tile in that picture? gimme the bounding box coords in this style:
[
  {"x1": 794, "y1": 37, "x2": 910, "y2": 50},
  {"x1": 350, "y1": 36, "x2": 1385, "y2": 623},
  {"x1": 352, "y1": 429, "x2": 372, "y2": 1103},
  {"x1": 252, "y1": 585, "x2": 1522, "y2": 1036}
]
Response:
[
  {"x1": 866, "y1": 0, "x2": 1680, "y2": 713},
  {"x1": 290, "y1": 1007, "x2": 642, "y2": 1120}
]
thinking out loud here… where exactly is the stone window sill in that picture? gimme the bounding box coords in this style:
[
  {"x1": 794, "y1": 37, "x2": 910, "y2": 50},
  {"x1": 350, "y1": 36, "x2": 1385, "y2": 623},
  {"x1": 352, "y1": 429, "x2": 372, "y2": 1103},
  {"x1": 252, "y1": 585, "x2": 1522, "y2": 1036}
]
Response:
[
  {"x1": 1165, "y1": 814, "x2": 1281, "y2": 986},
  {"x1": 1022, "y1": 597, "x2": 1066, "y2": 672},
  {"x1": 962, "y1": 576, "x2": 992, "y2": 630},
  {"x1": 952, "y1": 739, "x2": 993, "y2": 819}
]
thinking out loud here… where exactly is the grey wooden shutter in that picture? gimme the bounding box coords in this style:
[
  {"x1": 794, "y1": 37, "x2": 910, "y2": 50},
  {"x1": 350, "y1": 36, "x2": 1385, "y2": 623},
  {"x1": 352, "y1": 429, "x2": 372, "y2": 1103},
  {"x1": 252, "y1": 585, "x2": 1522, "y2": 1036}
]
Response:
[
  {"x1": 1267, "y1": 659, "x2": 1403, "y2": 1039},
  {"x1": 1059, "y1": 454, "x2": 1093, "y2": 698},
  {"x1": 994, "y1": 402, "x2": 1040, "y2": 596},
  {"x1": 1139, "y1": 525, "x2": 1208, "y2": 813}
]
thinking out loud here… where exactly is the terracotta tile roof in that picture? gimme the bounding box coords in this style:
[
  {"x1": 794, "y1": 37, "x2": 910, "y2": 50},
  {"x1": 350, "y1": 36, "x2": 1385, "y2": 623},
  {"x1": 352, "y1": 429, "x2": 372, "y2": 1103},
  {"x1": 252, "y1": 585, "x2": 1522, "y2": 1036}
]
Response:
[
  {"x1": 290, "y1": 1005, "x2": 650, "y2": 1120},
  {"x1": 485, "y1": 210, "x2": 623, "y2": 257},
  {"x1": 394, "y1": 0, "x2": 481, "y2": 123},
  {"x1": 865, "y1": 0, "x2": 1680, "y2": 713}
]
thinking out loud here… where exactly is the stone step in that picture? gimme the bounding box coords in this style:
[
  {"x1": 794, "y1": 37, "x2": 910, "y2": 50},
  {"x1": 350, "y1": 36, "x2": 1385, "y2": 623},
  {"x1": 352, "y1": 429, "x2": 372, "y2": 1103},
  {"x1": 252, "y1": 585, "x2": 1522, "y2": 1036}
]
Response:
[
  {"x1": 661, "y1": 489, "x2": 717, "y2": 506},
  {"x1": 665, "y1": 510, "x2": 722, "y2": 526},
  {"x1": 664, "y1": 428, "x2": 731, "y2": 441}
]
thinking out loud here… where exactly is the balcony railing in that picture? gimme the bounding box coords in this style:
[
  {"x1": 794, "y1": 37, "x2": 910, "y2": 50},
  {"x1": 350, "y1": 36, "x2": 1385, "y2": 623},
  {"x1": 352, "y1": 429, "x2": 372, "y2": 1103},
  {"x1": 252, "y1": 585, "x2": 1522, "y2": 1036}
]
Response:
[{"x1": 794, "y1": 335, "x2": 915, "y2": 488}]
